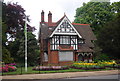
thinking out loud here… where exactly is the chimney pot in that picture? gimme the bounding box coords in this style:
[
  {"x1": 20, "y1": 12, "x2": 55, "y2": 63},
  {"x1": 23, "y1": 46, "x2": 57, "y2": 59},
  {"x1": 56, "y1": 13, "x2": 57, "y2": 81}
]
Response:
[
  {"x1": 48, "y1": 11, "x2": 52, "y2": 26},
  {"x1": 41, "y1": 10, "x2": 44, "y2": 22}
]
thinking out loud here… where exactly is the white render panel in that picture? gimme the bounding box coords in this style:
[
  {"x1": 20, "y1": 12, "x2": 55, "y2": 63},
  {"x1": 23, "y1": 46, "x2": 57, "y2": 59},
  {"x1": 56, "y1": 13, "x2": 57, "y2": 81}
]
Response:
[
  {"x1": 59, "y1": 51, "x2": 73, "y2": 61},
  {"x1": 44, "y1": 52, "x2": 48, "y2": 61}
]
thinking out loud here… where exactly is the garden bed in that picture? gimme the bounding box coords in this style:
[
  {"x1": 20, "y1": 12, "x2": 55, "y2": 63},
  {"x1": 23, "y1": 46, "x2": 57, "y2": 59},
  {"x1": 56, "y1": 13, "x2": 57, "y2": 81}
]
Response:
[
  {"x1": 32, "y1": 66, "x2": 69, "y2": 71},
  {"x1": 69, "y1": 66, "x2": 106, "y2": 70},
  {"x1": 1, "y1": 60, "x2": 119, "y2": 75},
  {"x1": 0, "y1": 63, "x2": 17, "y2": 73}
]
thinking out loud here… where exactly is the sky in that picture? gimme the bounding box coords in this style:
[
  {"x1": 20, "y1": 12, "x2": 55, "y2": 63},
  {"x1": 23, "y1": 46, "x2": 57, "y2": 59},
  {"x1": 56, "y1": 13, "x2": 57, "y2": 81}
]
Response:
[{"x1": 4, "y1": 0, "x2": 120, "y2": 39}]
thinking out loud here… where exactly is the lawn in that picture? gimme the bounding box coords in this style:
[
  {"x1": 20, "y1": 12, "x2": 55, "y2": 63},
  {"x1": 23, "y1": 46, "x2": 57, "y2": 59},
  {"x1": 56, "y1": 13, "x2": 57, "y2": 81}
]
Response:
[{"x1": 2, "y1": 66, "x2": 115, "y2": 75}]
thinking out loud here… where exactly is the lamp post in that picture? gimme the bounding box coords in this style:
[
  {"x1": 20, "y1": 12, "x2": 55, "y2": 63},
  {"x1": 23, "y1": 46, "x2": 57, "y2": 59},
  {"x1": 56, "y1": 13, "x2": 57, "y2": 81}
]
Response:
[{"x1": 24, "y1": 16, "x2": 27, "y2": 72}]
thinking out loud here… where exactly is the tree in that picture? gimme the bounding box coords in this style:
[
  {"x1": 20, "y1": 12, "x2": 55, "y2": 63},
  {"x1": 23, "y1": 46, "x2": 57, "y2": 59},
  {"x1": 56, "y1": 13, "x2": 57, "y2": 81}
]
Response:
[
  {"x1": 74, "y1": 1, "x2": 120, "y2": 60},
  {"x1": 97, "y1": 13, "x2": 120, "y2": 59},
  {"x1": 2, "y1": 22, "x2": 13, "y2": 63},
  {"x1": 2, "y1": 2, "x2": 35, "y2": 41},
  {"x1": 16, "y1": 32, "x2": 39, "y2": 66},
  {"x1": 74, "y1": 2, "x2": 114, "y2": 34},
  {"x1": 2, "y1": 47, "x2": 14, "y2": 63},
  {"x1": 2, "y1": 1, "x2": 39, "y2": 65}
]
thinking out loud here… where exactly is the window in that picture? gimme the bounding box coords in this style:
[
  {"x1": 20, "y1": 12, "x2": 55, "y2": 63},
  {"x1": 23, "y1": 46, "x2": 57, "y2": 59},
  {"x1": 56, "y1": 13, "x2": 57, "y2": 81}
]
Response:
[
  {"x1": 59, "y1": 51, "x2": 73, "y2": 61},
  {"x1": 78, "y1": 39, "x2": 84, "y2": 44},
  {"x1": 50, "y1": 35, "x2": 78, "y2": 50},
  {"x1": 60, "y1": 36, "x2": 70, "y2": 44}
]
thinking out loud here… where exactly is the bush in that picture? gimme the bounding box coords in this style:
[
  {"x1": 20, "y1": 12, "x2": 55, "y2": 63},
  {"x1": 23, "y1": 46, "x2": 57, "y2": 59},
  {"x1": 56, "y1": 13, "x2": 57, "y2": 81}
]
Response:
[
  {"x1": 0, "y1": 63, "x2": 17, "y2": 72},
  {"x1": 94, "y1": 53, "x2": 110, "y2": 62}
]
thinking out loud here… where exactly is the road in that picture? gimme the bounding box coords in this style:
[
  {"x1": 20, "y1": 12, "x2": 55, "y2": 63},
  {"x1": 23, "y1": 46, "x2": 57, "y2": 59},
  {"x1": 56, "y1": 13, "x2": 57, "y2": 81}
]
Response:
[
  {"x1": 65, "y1": 74, "x2": 119, "y2": 79},
  {"x1": 2, "y1": 75, "x2": 120, "y2": 81},
  {"x1": 1, "y1": 70, "x2": 119, "y2": 81}
]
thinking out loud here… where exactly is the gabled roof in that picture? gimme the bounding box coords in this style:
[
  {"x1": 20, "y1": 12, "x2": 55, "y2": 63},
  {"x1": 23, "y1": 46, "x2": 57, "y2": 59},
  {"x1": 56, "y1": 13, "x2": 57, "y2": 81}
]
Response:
[
  {"x1": 73, "y1": 24, "x2": 96, "y2": 47},
  {"x1": 50, "y1": 15, "x2": 82, "y2": 38}
]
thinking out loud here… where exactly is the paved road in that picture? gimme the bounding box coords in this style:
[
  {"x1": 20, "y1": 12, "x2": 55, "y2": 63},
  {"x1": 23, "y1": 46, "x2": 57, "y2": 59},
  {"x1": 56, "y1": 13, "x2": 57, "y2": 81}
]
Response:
[
  {"x1": 65, "y1": 74, "x2": 119, "y2": 79},
  {"x1": 2, "y1": 75, "x2": 120, "y2": 81},
  {"x1": 1, "y1": 70, "x2": 119, "y2": 81}
]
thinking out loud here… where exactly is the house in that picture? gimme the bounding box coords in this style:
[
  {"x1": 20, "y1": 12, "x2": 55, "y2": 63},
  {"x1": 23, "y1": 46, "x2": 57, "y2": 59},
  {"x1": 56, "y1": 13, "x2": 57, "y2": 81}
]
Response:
[{"x1": 38, "y1": 10, "x2": 96, "y2": 66}]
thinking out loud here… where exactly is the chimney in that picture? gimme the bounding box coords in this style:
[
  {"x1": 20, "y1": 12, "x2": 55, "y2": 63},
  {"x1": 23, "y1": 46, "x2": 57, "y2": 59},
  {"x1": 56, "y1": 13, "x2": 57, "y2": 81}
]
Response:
[
  {"x1": 48, "y1": 11, "x2": 52, "y2": 26},
  {"x1": 41, "y1": 10, "x2": 44, "y2": 22}
]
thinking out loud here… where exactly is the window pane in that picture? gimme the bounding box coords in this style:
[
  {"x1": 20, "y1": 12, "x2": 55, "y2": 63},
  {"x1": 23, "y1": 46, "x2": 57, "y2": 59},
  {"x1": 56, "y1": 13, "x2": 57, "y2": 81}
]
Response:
[{"x1": 60, "y1": 36, "x2": 70, "y2": 44}]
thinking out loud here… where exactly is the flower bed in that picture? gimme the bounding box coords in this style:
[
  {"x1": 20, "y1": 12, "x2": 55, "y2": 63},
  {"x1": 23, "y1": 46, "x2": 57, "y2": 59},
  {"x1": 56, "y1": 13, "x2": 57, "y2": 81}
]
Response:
[
  {"x1": 32, "y1": 61, "x2": 119, "y2": 71},
  {"x1": 70, "y1": 61, "x2": 117, "y2": 70},
  {"x1": 32, "y1": 66, "x2": 69, "y2": 71},
  {"x1": 0, "y1": 63, "x2": 17, "y2": 72},
  {"x1": 70, "y1": 64, "x2": 105, "y2": 70}
]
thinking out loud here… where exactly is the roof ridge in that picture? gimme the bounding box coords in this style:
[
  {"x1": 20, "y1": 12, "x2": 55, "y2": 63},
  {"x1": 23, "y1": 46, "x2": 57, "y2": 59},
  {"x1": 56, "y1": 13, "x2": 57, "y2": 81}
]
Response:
[
  {"x1": 72, "y1": 23, "x2": 90, "y2": 26},
  {"x1": 57, "y1": 15, "x2": 66, "y2": 24}
]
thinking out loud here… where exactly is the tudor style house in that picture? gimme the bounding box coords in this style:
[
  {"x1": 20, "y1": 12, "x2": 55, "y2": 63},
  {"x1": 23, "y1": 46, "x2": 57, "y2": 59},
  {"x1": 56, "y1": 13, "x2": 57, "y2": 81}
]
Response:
[{"x1": 38, "y1": 10, "x2": 96, "y2": 65}]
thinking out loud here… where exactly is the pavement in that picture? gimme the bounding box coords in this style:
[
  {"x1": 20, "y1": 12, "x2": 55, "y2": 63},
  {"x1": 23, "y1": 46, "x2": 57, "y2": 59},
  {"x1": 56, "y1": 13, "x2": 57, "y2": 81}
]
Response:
[
  {"x1": 66, "y1": 74, "x2": 119, "y2": 79},
  {"x1": 1, "y1": 70, "x2": 119, "y2": 80}
]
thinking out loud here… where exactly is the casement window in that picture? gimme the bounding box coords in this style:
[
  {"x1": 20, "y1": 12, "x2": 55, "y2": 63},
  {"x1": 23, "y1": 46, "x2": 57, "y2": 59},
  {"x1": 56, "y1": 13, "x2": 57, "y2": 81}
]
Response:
[
  {"x1": 60, "y1": 36, "x2": 70, "y2": 44},
  {"x1": 59, "y1": 51, "x2": 73, "y2": 61},
  {"x1": 71, "y1": 36, "x2": 78, "y2": 50},
  {"x1": 50, "y1": 35, "x2": 78, "y2": 50}
]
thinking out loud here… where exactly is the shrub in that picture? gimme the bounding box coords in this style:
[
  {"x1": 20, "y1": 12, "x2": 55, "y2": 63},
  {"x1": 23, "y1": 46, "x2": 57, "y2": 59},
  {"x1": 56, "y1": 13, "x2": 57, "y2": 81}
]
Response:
[
  {"x1": 94, "y1": 53, "x2": 110, "y2": 62},
  {"x1": 0, "y1": 63, "x2": 17, "y2": 72}
]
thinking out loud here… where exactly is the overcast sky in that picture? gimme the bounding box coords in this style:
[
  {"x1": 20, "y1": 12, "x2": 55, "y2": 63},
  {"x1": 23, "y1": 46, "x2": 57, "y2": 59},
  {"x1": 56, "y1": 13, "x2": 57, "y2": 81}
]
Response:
[{"x1": 4, "y1": 0, "x2": 120, "y2": 39}]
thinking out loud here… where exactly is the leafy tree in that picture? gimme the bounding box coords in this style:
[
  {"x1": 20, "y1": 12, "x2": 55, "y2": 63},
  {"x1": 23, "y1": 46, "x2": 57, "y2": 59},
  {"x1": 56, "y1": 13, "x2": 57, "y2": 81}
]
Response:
[
  {"x1": 2, "y1": 1, "x2": 39, "y2": 65},
  {"x1": 74, "y1": 1, "x2": 120, "y2": 60},
  {"x1": 2, "y1": 47, "x2": 13, "y2": 63},
  {"x1": 7, "y1": 38, "x2": 21, "y2": 62},
  {"x1": 111, "y1": 2, "x2": 120, "y2": 14},
  {"x1": 16, "y1": 32, "x2": 39, "y2": 66},
  {"x1": 97, "y1": 13, "x2": 120, "y2": 59},
  {"x1": 2, "y1": 22, "x2": 13, "y2": 63},
  {"x1": 74, "y1": 2, "x2": 114, "y2": 34},
  {"x1": 2, "y1": 2, "x2": 35, "y2": 41}
]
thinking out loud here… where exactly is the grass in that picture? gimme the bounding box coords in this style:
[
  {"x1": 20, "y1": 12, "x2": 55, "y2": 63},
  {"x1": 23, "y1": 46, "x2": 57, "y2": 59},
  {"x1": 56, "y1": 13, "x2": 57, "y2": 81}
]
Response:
[
  {"x1": 2, "y1": 66, "x2": 117, "y2": 76},
  {"x1": 2, "y1": 67, "x2": 38, "y2": 75}
]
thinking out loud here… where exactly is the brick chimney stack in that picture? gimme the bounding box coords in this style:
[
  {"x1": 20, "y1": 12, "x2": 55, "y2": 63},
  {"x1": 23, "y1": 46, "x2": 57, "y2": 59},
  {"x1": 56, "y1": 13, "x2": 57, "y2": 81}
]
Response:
[
  {"x1": 41, "y1": 10, "x2": 44, "y2": 22},
  {"x1": 48, "y1": 11, "x2": 52, "y2": 26}
]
